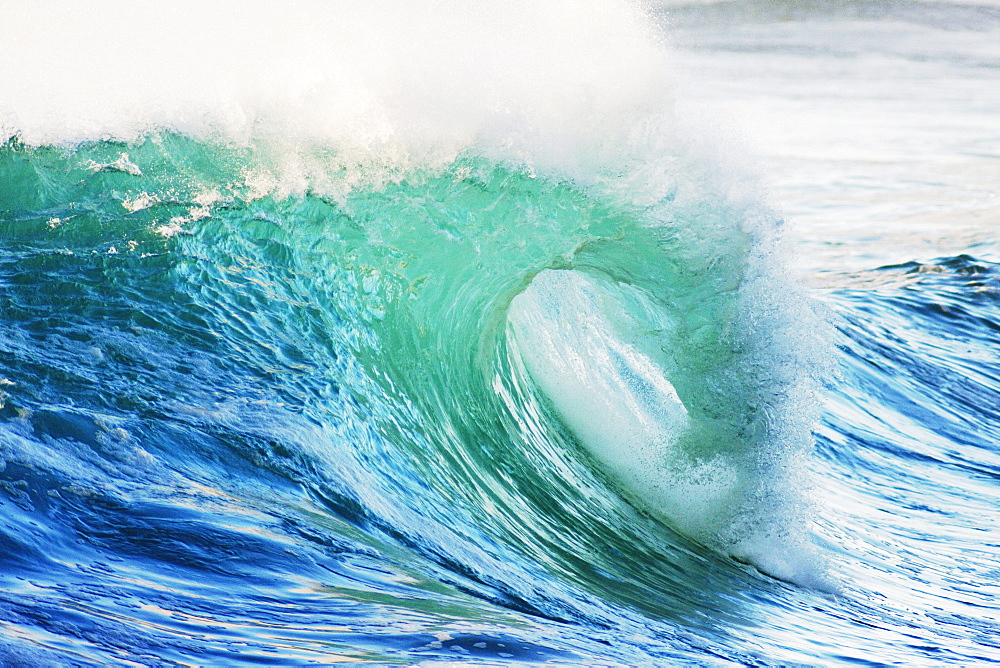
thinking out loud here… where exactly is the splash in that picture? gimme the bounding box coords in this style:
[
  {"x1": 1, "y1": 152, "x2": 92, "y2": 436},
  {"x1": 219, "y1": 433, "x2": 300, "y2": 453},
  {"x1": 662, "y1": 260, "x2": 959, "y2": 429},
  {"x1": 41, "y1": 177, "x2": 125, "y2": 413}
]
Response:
[
  {"x1": 1, "y1": 0, "x2": 670, "y2": 191},
  {"x1": 0, "y1": 0, "x2": 830, "y2": 587}
]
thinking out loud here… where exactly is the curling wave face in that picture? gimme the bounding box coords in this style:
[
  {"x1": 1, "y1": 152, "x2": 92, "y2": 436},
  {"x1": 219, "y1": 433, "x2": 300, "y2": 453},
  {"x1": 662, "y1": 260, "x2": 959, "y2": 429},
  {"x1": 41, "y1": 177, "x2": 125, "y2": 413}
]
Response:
[
  {"x1": 0, "y1": 1, "x2": 839, "y2": 664},
  {"x1": 0, "y1": 133, "x2": 829, "y2": 663}
]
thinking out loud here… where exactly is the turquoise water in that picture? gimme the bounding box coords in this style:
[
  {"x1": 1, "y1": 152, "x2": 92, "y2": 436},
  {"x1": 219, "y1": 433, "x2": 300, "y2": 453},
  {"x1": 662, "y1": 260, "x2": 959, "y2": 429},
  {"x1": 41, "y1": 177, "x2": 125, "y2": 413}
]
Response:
[{"x1": 1, "y1": 1, "x2": 999, "y2": 665}]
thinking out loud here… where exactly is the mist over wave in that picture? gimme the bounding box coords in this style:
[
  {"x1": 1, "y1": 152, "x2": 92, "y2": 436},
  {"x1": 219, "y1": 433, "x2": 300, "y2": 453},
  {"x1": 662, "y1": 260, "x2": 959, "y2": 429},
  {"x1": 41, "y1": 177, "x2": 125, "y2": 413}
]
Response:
[{"x1": 2, "y1": 1, "x2": 673, "y2": 188}]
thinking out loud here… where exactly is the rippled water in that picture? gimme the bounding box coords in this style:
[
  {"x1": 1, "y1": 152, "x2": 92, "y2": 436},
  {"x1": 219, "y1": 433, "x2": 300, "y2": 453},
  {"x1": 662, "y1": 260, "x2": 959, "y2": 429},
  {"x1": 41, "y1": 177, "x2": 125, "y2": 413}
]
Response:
[{"x1": 1, "y1": 1, "x2": 999, "y2": 665}]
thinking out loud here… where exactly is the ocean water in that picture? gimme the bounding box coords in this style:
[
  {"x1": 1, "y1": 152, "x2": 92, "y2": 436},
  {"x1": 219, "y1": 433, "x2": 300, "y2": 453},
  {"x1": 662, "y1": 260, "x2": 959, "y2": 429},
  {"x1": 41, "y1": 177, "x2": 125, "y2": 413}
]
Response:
[{"x1": 1, "y1": 1, "x2": 998, "y2": 665}]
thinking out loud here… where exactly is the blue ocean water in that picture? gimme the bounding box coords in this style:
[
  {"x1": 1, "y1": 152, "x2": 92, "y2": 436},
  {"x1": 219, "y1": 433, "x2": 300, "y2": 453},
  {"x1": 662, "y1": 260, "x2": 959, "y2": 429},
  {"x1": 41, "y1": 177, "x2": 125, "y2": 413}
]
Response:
[{"x1": 1, "y1": 1, "x2": 999, "y2": 665}]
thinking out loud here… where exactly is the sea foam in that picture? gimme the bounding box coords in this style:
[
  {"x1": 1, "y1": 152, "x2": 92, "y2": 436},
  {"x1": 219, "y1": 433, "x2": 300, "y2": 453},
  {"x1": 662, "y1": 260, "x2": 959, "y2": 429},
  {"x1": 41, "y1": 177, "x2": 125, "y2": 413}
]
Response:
[{"x1": 1, "y1": 0, "x2": 670, "y2": 189}]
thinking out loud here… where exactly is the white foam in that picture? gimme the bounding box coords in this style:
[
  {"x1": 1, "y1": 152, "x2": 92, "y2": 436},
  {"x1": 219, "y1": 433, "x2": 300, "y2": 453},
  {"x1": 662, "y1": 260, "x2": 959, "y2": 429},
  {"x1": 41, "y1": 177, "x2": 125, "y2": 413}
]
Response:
[{"x1": 1, "y1": 1, "x2": 671, "y2": 185}]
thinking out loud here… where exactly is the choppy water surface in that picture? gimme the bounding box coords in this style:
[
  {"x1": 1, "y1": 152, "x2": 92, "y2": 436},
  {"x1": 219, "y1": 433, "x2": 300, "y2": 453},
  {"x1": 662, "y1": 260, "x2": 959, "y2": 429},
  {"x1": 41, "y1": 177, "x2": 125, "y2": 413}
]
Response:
[{"x1": 1, "y1": 1, "x2": 998, "y2": 665}]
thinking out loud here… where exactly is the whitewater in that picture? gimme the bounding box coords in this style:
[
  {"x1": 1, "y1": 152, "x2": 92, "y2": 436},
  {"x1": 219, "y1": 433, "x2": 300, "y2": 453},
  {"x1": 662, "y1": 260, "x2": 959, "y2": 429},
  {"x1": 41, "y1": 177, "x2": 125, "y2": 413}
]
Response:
[{"x1": 1, "y1": 0, "x2": 998, "y2": 665}]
